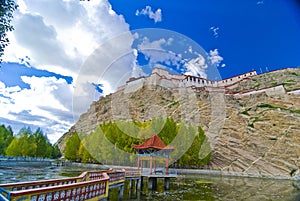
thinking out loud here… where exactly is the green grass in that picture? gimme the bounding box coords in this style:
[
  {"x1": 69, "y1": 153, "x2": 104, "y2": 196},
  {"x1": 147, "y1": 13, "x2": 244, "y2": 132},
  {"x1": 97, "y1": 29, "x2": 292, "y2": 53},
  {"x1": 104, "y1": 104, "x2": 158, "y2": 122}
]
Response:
[
  {"x1": 291, "y1": 72, "x2": 300, "y2": 76},
  {"x1": 241, "y1": 108, "x2": 251, "y2": 115},
  {"x1": 258, "y1": 103, "x2": 300, "y2": 115},
  {"x1": 168, "y1": 101, "x2": 179, "y2": 108}
]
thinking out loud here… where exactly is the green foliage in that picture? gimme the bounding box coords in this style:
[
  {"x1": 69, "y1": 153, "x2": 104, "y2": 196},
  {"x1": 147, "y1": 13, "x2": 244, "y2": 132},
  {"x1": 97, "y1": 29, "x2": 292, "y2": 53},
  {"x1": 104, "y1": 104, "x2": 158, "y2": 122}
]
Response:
[
  {"x1": 64, "y1": 117, "x2": 211, "y2": 167},
  {"x1": 241, "y1": 108, "x2": 251, "y2": 115},
  {"x1": 0, "y1": 125, "x2": 13, "y2": 155},
  {"x1": 253, "y1": 83, "x2": 260, "y2": 89},
  {"x1": 3, "y1": 126, "x2": 61, "y2": 158},
  {"x1": 52, "y1": 144, "x2": 62, "y2": 159},
  {"x1": 291, "y1": 72, "x2": 300, "y2": 76},
  {"x1": 257, "y1": 103, "x2": 300, "y2": 114},
  {"x1": 64, "y1": 132, "x2": 81, "y2": 161},
  {"x1": 257, "y1": 103, "x2": 276, "y2": 109},
  {"x1": 168, "y1": 101, "x2": 179, "y2": 108},
  {"x1": 0, "y1": 0, "x2": 18, "y2": 62}
]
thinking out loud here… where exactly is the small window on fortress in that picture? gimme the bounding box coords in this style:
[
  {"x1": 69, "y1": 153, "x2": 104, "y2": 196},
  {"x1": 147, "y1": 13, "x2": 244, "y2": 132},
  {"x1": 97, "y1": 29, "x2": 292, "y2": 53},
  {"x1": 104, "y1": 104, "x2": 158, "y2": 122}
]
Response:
[
  {"x1": 244, "y1": 74, "x2": 246, "y2": 77},
  {"x1": 230, "y1": 79, "x2": 232, "y2": 81},
  {"x1": 238, "y1": 76, "x2": 240, "y2": 78},
  {"x1": 250, "y1": 73, "x2": 252, "y2": 75}
]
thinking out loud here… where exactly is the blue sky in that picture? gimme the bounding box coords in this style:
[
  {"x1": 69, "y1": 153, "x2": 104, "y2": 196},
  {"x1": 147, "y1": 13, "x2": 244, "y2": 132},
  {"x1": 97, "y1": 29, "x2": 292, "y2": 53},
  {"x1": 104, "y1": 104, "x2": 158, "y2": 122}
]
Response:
[{"x1": 0, "y1": 0, "x2": 299, "y2": 143}]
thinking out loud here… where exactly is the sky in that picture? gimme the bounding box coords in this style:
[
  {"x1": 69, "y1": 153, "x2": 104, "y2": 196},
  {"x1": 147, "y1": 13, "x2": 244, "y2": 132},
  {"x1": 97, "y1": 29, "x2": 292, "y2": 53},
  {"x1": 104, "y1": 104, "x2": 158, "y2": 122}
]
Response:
[{"x1": 0, "y1": 0, "x2": 299, "y2": 143}]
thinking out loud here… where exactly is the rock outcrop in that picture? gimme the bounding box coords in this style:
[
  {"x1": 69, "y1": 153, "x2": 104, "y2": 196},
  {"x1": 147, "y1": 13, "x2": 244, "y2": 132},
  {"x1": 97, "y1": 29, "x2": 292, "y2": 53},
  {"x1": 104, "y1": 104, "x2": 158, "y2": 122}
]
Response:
[{"x1": 58, "y1": 67, "x2": 300, "y2": 179}]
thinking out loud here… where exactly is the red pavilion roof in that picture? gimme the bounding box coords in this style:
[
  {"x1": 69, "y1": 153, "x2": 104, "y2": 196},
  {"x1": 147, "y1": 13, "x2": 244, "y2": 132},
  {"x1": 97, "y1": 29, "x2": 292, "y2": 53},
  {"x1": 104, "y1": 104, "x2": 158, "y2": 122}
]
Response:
[{"x1": 132, "y1": 133, "x2": 175, "y2": 150}]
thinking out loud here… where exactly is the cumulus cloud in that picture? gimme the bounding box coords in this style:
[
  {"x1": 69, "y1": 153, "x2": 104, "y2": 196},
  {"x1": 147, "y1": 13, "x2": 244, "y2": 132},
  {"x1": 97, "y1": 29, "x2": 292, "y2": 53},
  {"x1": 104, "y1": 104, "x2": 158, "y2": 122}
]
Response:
[
  {"x1": 1, "y1": 0, "x2": 133, "y2": 142},
  {"x1": 208, "y1": 49, "x2": 224, "y2": 67},
  {"x1": 184, "y1": 55, "x2": 208, "y2": 78},
  {"x1": 4, "y1": 0, "x2": 130, "y2": 77},
  {"x1": 136, "y1": 6, "x2": 162, "y2": 23},
  {"x1": 0, "y1": 77, "x2": 74, "y2": 143},
  {"x1": 136, "y1": 36, "x2": 183, "y2": 69}
]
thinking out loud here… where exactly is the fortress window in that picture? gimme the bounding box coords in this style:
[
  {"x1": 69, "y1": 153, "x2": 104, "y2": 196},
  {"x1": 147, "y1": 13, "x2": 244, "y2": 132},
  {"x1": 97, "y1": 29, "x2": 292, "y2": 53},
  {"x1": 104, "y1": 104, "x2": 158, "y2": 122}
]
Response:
[
  {"x1": 238, "y1": 76, "x2": 240, "y2": 78},
  {"x1": 230, "y1": 79, "x2": 232, "y2": 81}
]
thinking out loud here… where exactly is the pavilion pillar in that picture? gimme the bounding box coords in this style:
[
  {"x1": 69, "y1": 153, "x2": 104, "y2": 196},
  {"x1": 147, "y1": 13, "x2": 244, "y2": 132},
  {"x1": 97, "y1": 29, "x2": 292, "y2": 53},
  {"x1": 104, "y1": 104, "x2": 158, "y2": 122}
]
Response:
[
  {"x1": 166, "y1": 158, "x2": 169, "y2": 175},
  {"x1": 149, "y1": 157, "x2": 153, "y2": 175},
  {"x1": 137, "y1": 156, "x2": 140, "y2": 168}
]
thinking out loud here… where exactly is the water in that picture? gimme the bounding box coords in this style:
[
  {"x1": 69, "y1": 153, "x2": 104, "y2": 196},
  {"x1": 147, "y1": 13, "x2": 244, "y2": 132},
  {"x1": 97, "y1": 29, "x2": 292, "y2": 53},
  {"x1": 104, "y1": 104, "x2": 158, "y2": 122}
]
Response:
[{"x1": 0, "y1": 166, "x2": 299, "y2": 201}]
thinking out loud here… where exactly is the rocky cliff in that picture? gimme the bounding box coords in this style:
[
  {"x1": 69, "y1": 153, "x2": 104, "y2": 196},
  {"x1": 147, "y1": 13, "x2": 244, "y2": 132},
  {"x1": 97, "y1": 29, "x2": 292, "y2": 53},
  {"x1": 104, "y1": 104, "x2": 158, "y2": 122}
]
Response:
[{"x1": 58, "y1": 67, "x2": 300, "y2": 179}]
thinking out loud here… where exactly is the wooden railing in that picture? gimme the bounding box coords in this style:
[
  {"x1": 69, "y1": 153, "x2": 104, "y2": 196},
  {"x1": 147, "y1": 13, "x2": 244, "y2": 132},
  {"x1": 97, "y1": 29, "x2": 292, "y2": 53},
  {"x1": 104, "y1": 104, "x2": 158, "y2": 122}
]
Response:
[
  {"x1": 122, "y1": 168, "x2": 142, "y2": 178},
  {"x1": 0, "y1": 168, "x2": 142, "y2": 201},
  {"x1": 107, "y1": 171, "x2": 125, "y2": 185},
  {"x1": 0, "y1": 177, "x2": 79, "y2": 192},
  {"x1": 8, "y1": 174, "x2": 109, "y2": 201}
]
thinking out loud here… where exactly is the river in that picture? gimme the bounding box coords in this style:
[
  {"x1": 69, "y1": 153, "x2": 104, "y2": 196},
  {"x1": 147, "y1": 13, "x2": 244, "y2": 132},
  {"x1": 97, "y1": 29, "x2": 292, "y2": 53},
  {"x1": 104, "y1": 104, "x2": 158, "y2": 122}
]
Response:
[{"x1": 0, "y1": 166, "x2": 299, "y2": 201}]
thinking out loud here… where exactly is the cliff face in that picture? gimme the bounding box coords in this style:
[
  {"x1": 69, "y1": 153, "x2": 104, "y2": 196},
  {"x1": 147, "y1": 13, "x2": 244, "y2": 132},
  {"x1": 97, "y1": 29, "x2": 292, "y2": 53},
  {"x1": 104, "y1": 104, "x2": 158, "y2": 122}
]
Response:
[{"x1": 58, "y1": 67, "x2": 300, "y2": 178}]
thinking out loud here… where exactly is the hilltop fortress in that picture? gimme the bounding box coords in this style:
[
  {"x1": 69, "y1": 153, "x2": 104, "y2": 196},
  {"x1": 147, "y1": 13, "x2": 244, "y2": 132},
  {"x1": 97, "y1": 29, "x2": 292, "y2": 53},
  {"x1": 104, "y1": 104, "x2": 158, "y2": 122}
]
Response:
[
  {"x1": 119, "y1": 67, "x2": 257, "y2": 93},
  {"x1": 117, "y1": 67, "x2": 295, "y2": 97}
]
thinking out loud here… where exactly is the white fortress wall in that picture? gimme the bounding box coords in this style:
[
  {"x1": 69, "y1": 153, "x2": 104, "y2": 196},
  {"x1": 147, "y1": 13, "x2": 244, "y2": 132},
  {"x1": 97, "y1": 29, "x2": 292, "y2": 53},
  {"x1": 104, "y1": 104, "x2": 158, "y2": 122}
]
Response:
[
  {"x1": 124, "y1": 77, "x2": 145, "y2": 93},
  {"x1": 171, "y1": 74, "x2": 186, "y2": 80},
  {"x1": 287, "y1": 89, "x2": 300, "y2": 95},
  {"x1": 218, "y1": 71, "x2": 257, "y2": 87},
  {"x1": 184, "y1": 76, "x2": 216, "y2": 88},
  {"x1": 265, "y1": 85, "x2": 286, "y2": 96},
  {"x1": 234, "y1": 85, "x2": 286, "y2": 98},
  {"x1": 145, "y1": 73, "x2": 160, "y2": 88},
  {"x1": 158, "y1": 78, "x2": 178, "y2": 88}
]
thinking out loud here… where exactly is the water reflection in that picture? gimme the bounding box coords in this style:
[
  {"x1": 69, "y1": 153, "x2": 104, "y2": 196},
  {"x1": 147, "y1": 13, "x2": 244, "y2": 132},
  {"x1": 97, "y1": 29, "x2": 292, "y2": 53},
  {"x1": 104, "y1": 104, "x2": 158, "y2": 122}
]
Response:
[
  {"x1": 0, "y1": 167, "x2": 299, "y2": 200},
  {"x1": 135, "y1": 174, "x2": 300, "y2": 201}
]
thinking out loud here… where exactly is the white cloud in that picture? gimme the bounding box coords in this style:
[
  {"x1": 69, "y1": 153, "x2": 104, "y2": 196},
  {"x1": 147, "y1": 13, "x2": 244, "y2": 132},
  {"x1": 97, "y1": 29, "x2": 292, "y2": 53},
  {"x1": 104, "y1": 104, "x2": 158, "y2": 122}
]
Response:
[
  {"x1": 210, "y1": 26, "x2": 220, "y2": 38},
  {"x1": 208, "y1": 49, "x2": 223, "y2": 67},
  {"x1": 0, "y1": 77, "x2": 74, "y2": 143},
  {"x1": 184, "y1": 55, "x2": 208, "y2": 78},
  {"x1": 136, "y1": 6, "x2": 162, "y2": 23},
  {"x1": 4, "y1": 0, "x2": 130, "y2": 77},
  {"x1": 1, "y1": 0, "x2": 134, "y2": 142},
  {"x1": 136, "y1": 37, "x2": 183, "y2": 69}
]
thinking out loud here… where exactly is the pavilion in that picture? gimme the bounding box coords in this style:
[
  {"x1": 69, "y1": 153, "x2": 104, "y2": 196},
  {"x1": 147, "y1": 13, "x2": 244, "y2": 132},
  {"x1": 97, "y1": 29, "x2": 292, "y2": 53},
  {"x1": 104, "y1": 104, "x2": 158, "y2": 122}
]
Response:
[{"x1": 132, "y1": 133, "x2": 175, "y2": 175}]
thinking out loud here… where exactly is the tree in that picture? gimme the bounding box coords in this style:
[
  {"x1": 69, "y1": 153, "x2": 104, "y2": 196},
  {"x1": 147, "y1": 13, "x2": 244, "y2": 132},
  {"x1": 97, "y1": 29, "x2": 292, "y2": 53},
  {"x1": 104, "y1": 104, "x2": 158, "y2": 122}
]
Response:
[
  {"x1": 52, "y1": 144, "x2": 62, "y2": 159},
  {"x1": 0, "y1": 125, "x2": 14, "y2": 155},
  {"x1": 65, "y1": 132, "x2": 81, "y2": 161},
  {"x1": 0, "y1": 0, "x2": 18, "y2": 63}
]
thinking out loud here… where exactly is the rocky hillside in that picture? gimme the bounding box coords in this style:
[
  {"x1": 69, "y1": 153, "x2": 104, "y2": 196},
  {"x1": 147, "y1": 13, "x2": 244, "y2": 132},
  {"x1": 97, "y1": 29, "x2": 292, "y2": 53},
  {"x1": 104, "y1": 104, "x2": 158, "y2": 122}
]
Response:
[{"x1": 58, "y1": 67, "x2": 300, "y2": 179}]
